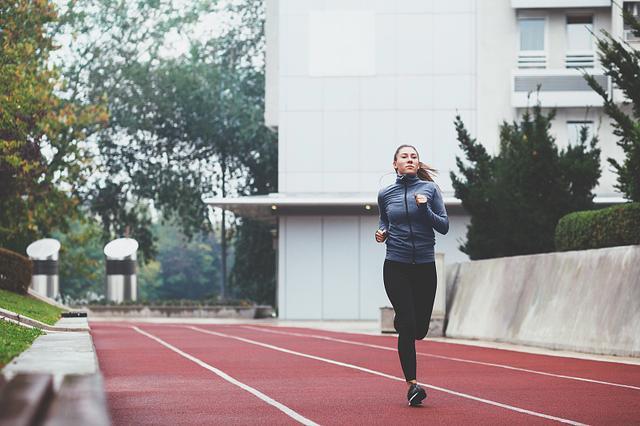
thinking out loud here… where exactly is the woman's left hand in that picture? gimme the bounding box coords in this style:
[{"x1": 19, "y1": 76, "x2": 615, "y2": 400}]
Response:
[{"x1": 415, "y1": 194, "x2": 428, "y2": 206}]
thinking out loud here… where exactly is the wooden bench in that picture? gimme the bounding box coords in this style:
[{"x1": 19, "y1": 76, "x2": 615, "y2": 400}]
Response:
[
  {"x1": 0, "y1": 374, "x2": 54, "y2": 426},
  {"x1": 0, "y1": 373, "x2": 110, "y2": 426},
  {"x1": 43, "y1": 374, "x2": 110, "y2": 426}
]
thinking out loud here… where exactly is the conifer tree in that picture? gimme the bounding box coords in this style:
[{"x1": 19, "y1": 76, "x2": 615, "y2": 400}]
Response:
[
  {"x1": 451, "y1": 104, "x2": 601, "y2": 259},
  {"x1": 450, "y1": 117, "x2": 501, "y2": 257},
  {"x1": 584, "y1": 6, "x2": 640, "y2": 202}
]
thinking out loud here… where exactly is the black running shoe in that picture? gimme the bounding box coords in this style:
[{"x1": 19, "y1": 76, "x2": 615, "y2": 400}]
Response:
[{"x1": 407, "y1": 383, "x2": 427, "y2": 406}]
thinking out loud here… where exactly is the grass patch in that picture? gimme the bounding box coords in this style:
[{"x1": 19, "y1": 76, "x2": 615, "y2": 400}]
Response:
[
  {"x1": 0, "y1": 320, "x2": 43, "y2": 368},
  {"x1": 0, "y1": 289, "x2": 63, "y2": 325}
]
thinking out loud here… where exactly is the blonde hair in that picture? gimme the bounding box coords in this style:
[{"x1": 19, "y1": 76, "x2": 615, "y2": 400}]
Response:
[{"x1": 393, "y1": 144, "x2": 437, "y2": 182}]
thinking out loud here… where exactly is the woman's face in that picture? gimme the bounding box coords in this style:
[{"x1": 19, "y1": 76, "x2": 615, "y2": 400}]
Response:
[{"x1": 394, "y1": 147, "x2": 419, "y2": 175}]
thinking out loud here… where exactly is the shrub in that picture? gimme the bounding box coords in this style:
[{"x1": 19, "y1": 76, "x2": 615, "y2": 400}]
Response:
[
  {"x1": 555, "y1": 203, "x2": 640, "y2": 251},
  {"x1": 0, "y1": 248, "x2": 32, "y2": 294}
]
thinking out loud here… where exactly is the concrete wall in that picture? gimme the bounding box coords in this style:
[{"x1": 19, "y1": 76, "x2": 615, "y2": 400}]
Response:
[
  {"x1": 277, "y1": 212, "x2": 462, "y2": 320},
  {"x1": 265, "y1": 0, "x2": 279, "y2": 127},
  {"x1": 278, "y1": 214, "x2": 390, "y2": 320},
  {"x1": 445, "y1": 245, "x2": 640, "y2": 356},
  {"x1": 477, "y1": 0, "x2": 517, "y2": 156},
  {"x1": 435, "y1": 211, "x2": 470, "y2": 265},
  {"x1": 275, "y1": 0, "x2": 479, "y2": 195}
]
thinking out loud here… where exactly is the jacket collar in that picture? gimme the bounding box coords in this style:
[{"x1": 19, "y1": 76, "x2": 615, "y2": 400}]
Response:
[{"x1": 395, "y1": 173, "x2": 420, "y2": 184}]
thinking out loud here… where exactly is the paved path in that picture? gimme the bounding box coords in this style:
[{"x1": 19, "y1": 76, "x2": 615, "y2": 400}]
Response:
[
  {"x1": 2, "y1": 317, "x2": 96, "y2": 387},
  {"x1": 92, "y1": 322, "x2": 640, "y2": 425}
]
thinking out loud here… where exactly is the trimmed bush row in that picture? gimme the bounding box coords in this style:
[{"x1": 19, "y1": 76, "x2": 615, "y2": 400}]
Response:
[
  {"x1": 555, "y1": 202, "x2": 640, "y2": 251},
  {"x1": 0, "y1": 248, "x2": 32, "y2": 294}
]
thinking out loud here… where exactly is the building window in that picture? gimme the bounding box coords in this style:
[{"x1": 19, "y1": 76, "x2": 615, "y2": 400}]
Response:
[
  {"x1": 518, "y1": 17, "x2": 546, "y2": 68},
  {"x1": 567, "y1": 121, "x2": 594, "y2": 145},
  {"x1": 566, "y1": 15, "x2": 594, "y2": 68},
  {"x1": 623, "y1": 2, "x2": 640, "y2": 42},
  {"x1": 519, "y1": 18, "x2": 545, "y2": 50},
  {"x1": 567, "y1": 16, "x2": 593, "y2": 51},
  {"x1": 624, "y1": 1, "x2": 640, "y2": 28}
]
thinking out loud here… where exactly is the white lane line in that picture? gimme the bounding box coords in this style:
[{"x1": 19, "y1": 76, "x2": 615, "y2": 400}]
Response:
[
  {"x1": 131, "y1": 326, "x2": 319, "y2": 426},
  {"x1": 242, "y1": 326, "x2": 640, "y2": 392},
  {"x1": 189, "y1": 326, "x2": 586, "y2": 426}
]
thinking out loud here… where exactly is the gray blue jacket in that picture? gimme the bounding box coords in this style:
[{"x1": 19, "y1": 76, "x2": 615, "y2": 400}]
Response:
[{"x1": 377, "y1": 173, "x2": 449, "y2": 264}]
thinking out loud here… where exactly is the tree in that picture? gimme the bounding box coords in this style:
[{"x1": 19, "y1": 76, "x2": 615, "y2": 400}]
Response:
[
  {"x1": 451, "y1": 103, "x2": 601, "y2": 259},
  {"x1": 52, "y1": 218, "x2": 105, "y2": 301},
  {"x1": 137, "y1": 259, "x2": 162, "y2": 301},
  {"x1": 139, "y1": 221, "x2": 221, "y2": 301},
  {"x1": 56, "y1": 0, "x2": 277, "y2": 302},
  {"x1": 219, "y1": 0, "x2": 277, "y2": 306},
  {"x1": 50, "y1": 0, "x2": 216, "y2": 260},
  {"x1": 228, "y1": 218, "x2": 275, "y2": 306},
  {"x1": 86, "y1": 1, "x2": 275, "y2": 300},
  {"x1": 449, "y1": 118, "x2": 501, "y2": 258},
  {"x1": 584, "y1": 5, "x2": 640, "y2": 202},
  {"x1": 0, "y1": 0, "x2": 106, "y2": 253}
]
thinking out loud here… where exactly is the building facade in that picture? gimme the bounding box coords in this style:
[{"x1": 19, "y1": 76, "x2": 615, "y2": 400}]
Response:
[{"x1": 209, "y1": 0, "x2": 637, "y2": 320}]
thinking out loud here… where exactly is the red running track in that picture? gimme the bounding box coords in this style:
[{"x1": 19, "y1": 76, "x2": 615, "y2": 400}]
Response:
[{"x1": 91, "y1": 323, "x2": 640, "y2": 425}]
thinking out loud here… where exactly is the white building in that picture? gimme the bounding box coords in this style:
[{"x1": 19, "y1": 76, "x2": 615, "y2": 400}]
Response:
[{"x1": 209, "y1": 0, "x2": 637, "y2": 320}]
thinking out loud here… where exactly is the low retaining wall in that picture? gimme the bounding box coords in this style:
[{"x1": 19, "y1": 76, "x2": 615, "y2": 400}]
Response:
[
  {"x1": 85, "y1": 305, "x2": 274, "y2": 319},
  {"x1": 445, "y1": 245, "x2": 640, "y2": 357}
]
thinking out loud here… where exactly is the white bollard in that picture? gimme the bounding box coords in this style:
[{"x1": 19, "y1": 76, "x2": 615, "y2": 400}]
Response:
[
  {"x1": 26, "y1": 239, "x2": 60, "y2": 299},
  {"x1": 104, "y1": 238, "x2": 138, "y2": 303}
]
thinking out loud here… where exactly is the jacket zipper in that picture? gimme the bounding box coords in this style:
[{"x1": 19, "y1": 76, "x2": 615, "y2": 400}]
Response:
[{"x1": 404, "y1": 181, "x2": 416, "y2": 264}]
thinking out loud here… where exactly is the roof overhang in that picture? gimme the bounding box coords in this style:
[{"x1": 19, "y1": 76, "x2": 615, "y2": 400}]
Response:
[
  {"x1": 205, "y1": 193, "x2": 628, "y2": 223},
  {"x1": 204, "y1": 192, "x2": 463, "y2": 223}
]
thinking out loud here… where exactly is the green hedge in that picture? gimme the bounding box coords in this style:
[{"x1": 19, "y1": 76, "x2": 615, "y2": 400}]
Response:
[
  {"x1": 555, "y1": 203, "x2": 640, "y2": 251},
  {"x1": 0, "y1": 248, "x2": 32, "y2": 294}
]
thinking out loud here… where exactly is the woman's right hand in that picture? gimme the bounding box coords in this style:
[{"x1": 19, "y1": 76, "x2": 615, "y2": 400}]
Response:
[{"x1": 375, "y1": 229, "x2": 387, "y2": 243}]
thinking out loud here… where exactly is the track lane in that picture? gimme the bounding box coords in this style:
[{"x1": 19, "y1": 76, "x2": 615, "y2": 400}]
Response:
[
  {"x1": 93, "y1": 322, "x2": 640, "y2": 425},
  {"x1": 138, "y1": 323, "x2": 555, "y2": 425},
  {"x1": 92, "y1": 323, "x2": 308, "y2": 425},
  {"x1": 132, "y1": 326, "x2": 318, "y2": 425},
  {"x1": 242, "y1": 325, "x2": 640, "y2": 391},
  {"x1": 199, "y1": 324, "x2": 640, "y2": 425},
  {"x1": 250, "y1": 325, "x2": 640, "y2": 389}
]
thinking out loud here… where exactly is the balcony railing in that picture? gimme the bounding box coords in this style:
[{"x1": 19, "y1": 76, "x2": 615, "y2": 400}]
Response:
[
  {"x1": 512, "y1": 68, "x2": 610, "y2": 108},
  {"x1": 565, "y1": 52, "x2": 595, "y2": 69},
  {"x1": 511, "y1": 0, "x2": 611, "y2": 8},
  {"x1": 518, "y1": 52, "x2": 547, "y2": 69},
  {"x1": 623, "y1": 29, "x2": 640, "y2": 43}
]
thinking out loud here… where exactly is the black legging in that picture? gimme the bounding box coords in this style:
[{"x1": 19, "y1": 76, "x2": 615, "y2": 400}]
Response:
[{"x1": 383, "y1": 259, "x2": 437, "y2": 382}]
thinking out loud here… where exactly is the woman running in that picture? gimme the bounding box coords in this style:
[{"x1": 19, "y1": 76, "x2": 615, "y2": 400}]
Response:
[{"x1": 375, "y1": 144, "x2": 449, "y2": 406}]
